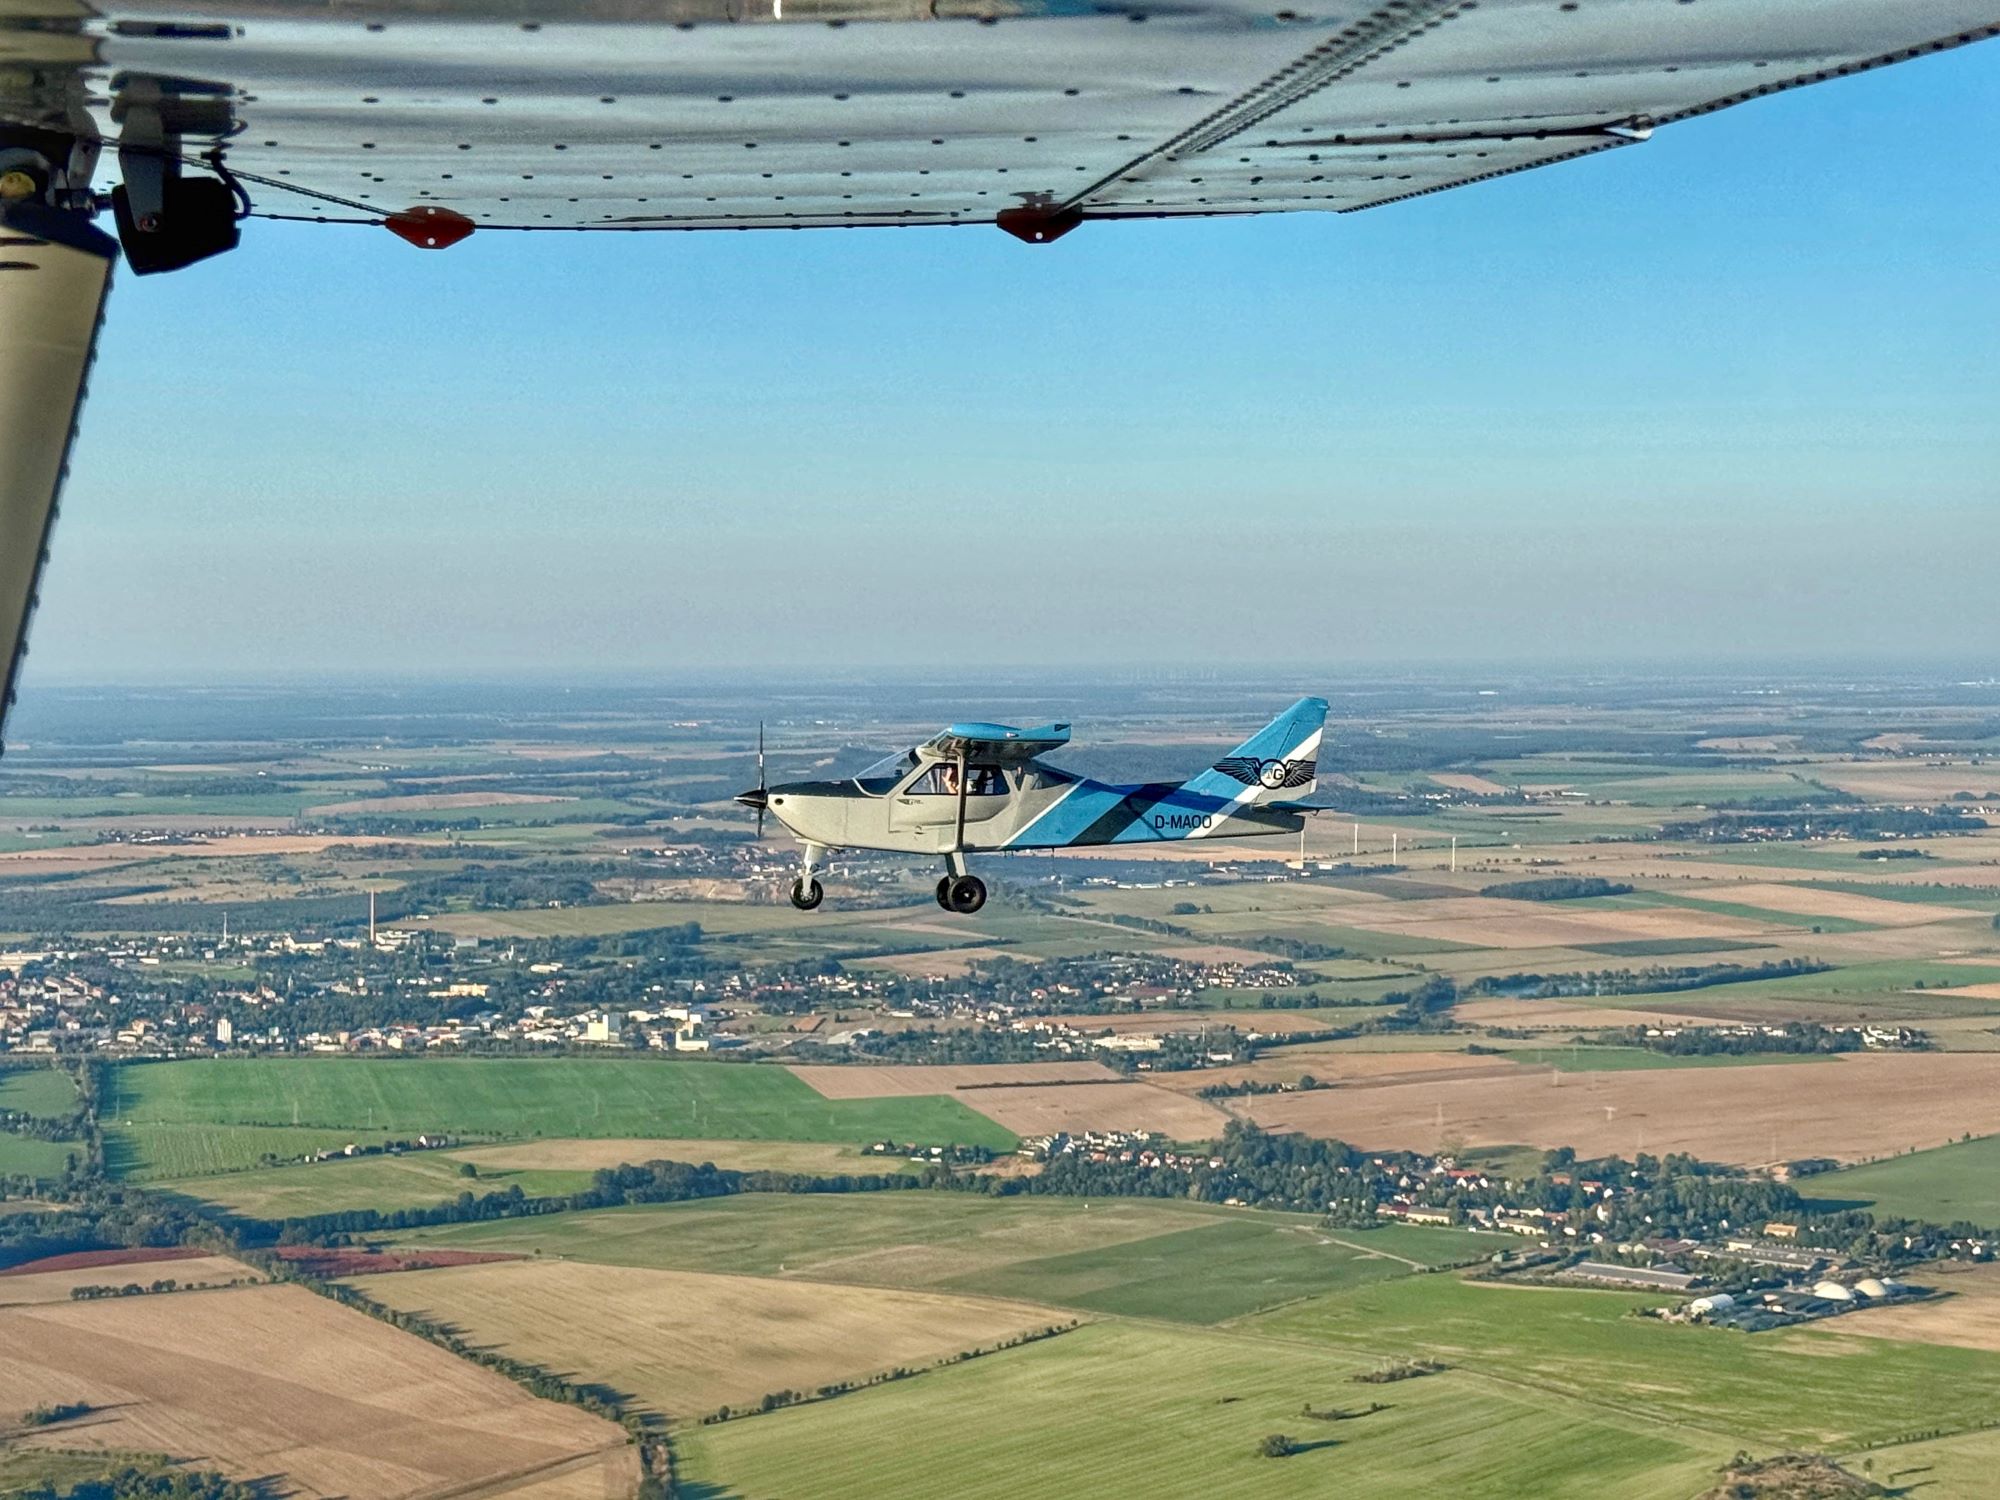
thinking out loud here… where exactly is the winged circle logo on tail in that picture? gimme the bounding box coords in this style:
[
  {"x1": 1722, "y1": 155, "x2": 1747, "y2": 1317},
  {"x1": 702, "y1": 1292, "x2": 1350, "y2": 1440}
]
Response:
[{"x1": 1214, "y1": 756, "x2": 1317, "y2": 790}]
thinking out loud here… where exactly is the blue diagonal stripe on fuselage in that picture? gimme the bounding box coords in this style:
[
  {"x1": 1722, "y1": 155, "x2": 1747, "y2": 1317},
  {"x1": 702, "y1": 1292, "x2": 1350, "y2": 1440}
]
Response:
[{"x1": 1004, "y1": 781, "x2": 1246, "y2": 848}]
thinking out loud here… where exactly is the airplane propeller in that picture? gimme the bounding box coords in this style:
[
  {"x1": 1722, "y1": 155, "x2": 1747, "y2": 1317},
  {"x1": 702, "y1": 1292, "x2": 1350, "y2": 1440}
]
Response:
[{"x1": 734, "y1": 722, "x2": 768, "y2": 839}]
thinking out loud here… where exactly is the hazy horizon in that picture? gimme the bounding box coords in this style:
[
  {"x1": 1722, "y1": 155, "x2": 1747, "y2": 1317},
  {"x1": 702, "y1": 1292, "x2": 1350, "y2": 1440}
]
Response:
[{"x1": 18, "y1": 44, "x2": 1996, "y2": 690}]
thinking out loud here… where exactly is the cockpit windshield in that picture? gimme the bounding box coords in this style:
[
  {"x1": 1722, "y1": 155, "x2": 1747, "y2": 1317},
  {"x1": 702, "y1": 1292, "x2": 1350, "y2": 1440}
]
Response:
[{"x1": 854, "y1": 747, "x2": 920, "y2": 795}]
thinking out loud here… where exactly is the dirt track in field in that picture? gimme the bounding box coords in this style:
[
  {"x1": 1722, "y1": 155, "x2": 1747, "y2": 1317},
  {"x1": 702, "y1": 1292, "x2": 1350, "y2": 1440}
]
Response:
[
  {"x1": 0, "y1": 1283, "x2": 634, "y2": 1500},
  {"x1": 1243, "y1": 1053, "x2": 2000, "y2": 1166}
]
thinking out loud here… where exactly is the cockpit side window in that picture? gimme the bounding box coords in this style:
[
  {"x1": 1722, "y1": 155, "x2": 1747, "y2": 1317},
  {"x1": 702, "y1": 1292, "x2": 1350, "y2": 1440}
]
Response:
[
  {"x1": 1015, "y1": 764, "x2": 1076, "y2": 792},
  {"x1": 854, "y1": 748, "x2": 921, "y2": 795},
  {"x1": 904, "y1": 763, "x2": 1009, "y2": 796}
]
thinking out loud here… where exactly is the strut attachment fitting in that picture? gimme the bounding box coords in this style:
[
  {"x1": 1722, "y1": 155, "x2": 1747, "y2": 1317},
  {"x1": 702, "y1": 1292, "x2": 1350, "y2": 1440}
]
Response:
[{"x1": 996, "y1": 204, "x2": 1085, "y2": 245}]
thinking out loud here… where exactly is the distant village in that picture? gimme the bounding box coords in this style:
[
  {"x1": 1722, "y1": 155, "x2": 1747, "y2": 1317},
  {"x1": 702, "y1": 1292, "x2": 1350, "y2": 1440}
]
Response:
[{"x1": 0, "y1": 926, "x2": 1310, "y2": 1062}]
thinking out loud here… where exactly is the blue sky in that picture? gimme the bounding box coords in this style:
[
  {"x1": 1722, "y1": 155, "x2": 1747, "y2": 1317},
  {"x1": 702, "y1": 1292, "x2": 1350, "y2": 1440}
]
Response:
[{"x1": 26, "y1": 42, "x2": 1999, "y2": 683}]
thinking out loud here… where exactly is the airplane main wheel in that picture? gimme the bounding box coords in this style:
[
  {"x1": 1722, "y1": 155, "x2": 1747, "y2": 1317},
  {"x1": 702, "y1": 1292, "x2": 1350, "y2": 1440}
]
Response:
[
  {"x1": 935, "y1": 876, "x2": 953, "y2": 910},
  {"x1": 947, "y1": 875, "x2": 987, "y2": 915},
  {"x1": 790, "y1": 877, "x2": 824, "y2": 911}
]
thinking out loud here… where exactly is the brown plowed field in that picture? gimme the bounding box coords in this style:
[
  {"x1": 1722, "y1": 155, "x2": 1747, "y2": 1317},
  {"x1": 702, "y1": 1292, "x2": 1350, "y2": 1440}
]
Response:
[
  {"x1": 953, "y1": 1081, "x2": 1232, "y2": 1140},
  {"x1": 352, "y1": 1260, "x2": 1067, "y2": 1422},
  {"x1": 1242, "y1": 1053, "x2": 2000, "y2": 1166},
  {"x1": 786, "y1": 1062, "x2": 1119, "y2": 1098},
  {"x1": 0, "y1": 1254, "x2": 260, "y2": 1307},
  {"x1": 0, "y1": 1283, "x2": 634, "y2": 1500}
]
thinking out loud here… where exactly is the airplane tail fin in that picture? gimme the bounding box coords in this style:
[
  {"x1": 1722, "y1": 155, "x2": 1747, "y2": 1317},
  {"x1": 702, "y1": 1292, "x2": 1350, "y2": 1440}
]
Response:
[{"x1": 1179, "y1": 696, "x2": 1328, "y2": 805}]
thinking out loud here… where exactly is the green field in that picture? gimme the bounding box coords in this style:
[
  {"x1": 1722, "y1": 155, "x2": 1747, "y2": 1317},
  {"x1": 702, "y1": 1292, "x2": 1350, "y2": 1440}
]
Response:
[
  {"x1": 1250, "y1": 1275, "x2": 2000, "y2": 1451},
  {"x1": 1636, "y1": 890, "x2": 1875, "y2": 933},
  {"x1": 959, "y1": 1218, "x2": 1495, "y2": 1321},
  {"x1": 1805, "y1": 881, "x2": 2000, "y2": 909},
  {"x1": 1603, "y1": 959, "x2": 2000, "y2": 1019},
  {"x1": 1796, "y1": 1133, "x2": 2000, "y2": 1228},
  {"x1": 0, "y1": 1066, "x2": 75, "y2": 1117},
  {"x1": 102, "y1": 1123, "x2": 406, "y2": 1180},
  {"x1": 676, "y1": 1318, "x2": 1732, "y2": 1500},
  {"x1": 398, "y1": 1193, "x2": 1499, "y2": 1323},
  {"x1": 104, "y1": 1058, "x2": 1017, "y2": 1178},
  {"x1": 157, "y1": 1137, "x2": 924, "y2": 1218},
  {"x1": 0, "y1": 1132, "x2": 79, "y2": 1180},
  {"x1": 158, "y1": 1150, "x2": 597, "y2": 1219}
]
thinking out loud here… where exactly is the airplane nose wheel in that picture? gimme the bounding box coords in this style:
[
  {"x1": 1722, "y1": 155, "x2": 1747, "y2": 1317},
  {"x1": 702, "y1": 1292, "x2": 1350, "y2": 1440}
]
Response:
[
  {"x1": 789, "y1": 876, "x2": 824, "y2": 912},
  {"x1": 935, "y1": 876, "x2": 953, "y2": 911},
  {"x1": 946, "y1": 875, "x2": 986, "y2": 915}
]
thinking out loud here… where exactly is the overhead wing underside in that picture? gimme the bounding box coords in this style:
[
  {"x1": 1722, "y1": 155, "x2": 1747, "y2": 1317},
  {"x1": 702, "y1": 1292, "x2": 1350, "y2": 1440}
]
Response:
[{"x1": 1, "y1": 0, "x2": 1994, "y2": 233}]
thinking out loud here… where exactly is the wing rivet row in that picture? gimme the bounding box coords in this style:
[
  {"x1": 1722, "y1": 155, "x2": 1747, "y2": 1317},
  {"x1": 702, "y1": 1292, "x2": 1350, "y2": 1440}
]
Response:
[{"x1": 385, "y1": 205, "x2": 474, "y2": 250}]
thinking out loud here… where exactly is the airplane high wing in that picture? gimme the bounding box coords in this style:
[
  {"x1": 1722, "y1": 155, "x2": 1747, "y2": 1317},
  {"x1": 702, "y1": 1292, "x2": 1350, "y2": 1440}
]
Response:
[
  {"x1": 926, "y1": 723, "x2": 1073, "y2": 764},
  {"x1": 2, "y1": 1, "x2": 1997, "y2": 742}
]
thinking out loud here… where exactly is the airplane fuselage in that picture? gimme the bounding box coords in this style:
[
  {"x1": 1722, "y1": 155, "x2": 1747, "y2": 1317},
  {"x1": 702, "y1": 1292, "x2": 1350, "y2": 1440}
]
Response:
[{"x1": 763, "y1": 763, "x2": 1302, "y2": 858}]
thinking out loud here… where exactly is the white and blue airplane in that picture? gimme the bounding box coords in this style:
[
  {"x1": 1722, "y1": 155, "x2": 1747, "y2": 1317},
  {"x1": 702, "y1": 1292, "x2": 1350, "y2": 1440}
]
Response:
[{"x1": 738, "y1": 697, "x2": 1326, "y2": 913}]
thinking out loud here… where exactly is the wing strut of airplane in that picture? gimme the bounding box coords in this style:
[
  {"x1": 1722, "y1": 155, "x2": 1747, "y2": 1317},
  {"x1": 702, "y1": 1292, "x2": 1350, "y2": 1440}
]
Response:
[{"x1": 3, "y1": 0, "x2": 1997, "y2": 743}]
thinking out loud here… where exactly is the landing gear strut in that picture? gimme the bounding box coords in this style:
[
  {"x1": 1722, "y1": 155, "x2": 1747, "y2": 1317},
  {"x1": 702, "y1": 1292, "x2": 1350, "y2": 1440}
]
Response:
[
  {"x1": 1, "y1": 128, "x2": 114, "y2": 752},
  {"x1": 790, "y1": 844, "x2": 827, "y2": 911},
  {"x1": 2, "y1": 98, "x2": 244, "y2": 753}
]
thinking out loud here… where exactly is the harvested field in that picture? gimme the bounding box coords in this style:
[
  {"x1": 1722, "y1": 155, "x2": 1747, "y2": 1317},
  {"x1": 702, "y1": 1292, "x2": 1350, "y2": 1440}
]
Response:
[
  {"x1": 954, "y1": 1082, "x2": 1231, "y2": 1140},
  {"x1": 0, "y1": 1254, "x2": 260, "y2": 1306},
  {"x1": 1844, "y1": 1263, "x2": 2000, "y2": 1353},
  {"x1": 1430, "y1": 773, "x2": 1510, "y2": 795},
  {"x1": 0, "y1": 1246, "x2": 219, "y2": 1277},
  {"x1": 1155, "y1": 942, "x2": 1297, "y2": 966},
  {"x1": 0, "y1": 1283, "x2": 634, "y2": 1500},
  {"x1": 0, "y1": 834, "x2": 401, "y2": 874},
  {"x1": 456, "y1": 1137, "x2": 903, "y2": 1176},
  {"x1": 787, "y1": 1062, "x2": 1119, "y2": 1098},
  {"x1": 1931, "y1": 984, "x2": 2000, "y2": 1000},
  {"x1": 1812, "y1": 764, "x2": 2000, "y2": 800},
  {"x1": 1700, "y1": 882, "x2": 1981, "y2": 926},
  {"x1": 306, "y1": 791, "x2": 574, "y2": 815},
  {"x1": 352, "y1": 1259, "x2": 1068, "y2": 1423},
  {"x1": 1084, "y1": 1009, "x2": 1372, "y2": 1036},
  {"x1": 1242, "y1": 1053, "x2": 2000, "y2": 1166},
  {"x1": 1453, "y1": 998, "x2": 1736, "y2": 1030},
  {"x1": 867, "y1": 945, "x2": 1014, "y2": 977},
  {"x1": 1147, "y1": 1052, "x2": 1519, "y2": 1093},
  {"x1": 272, "y1": 1247, "x2": 525, "y2": 1277},
  {"x1": 1336, "y1": 896, "x2": 1771, "y2": 950}
]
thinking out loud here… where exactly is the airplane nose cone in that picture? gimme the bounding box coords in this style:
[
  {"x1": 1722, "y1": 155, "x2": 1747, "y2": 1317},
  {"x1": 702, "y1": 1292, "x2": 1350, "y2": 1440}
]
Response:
[{"x1": 735, "y1": 787, "x2": 769, "y2": 811}]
